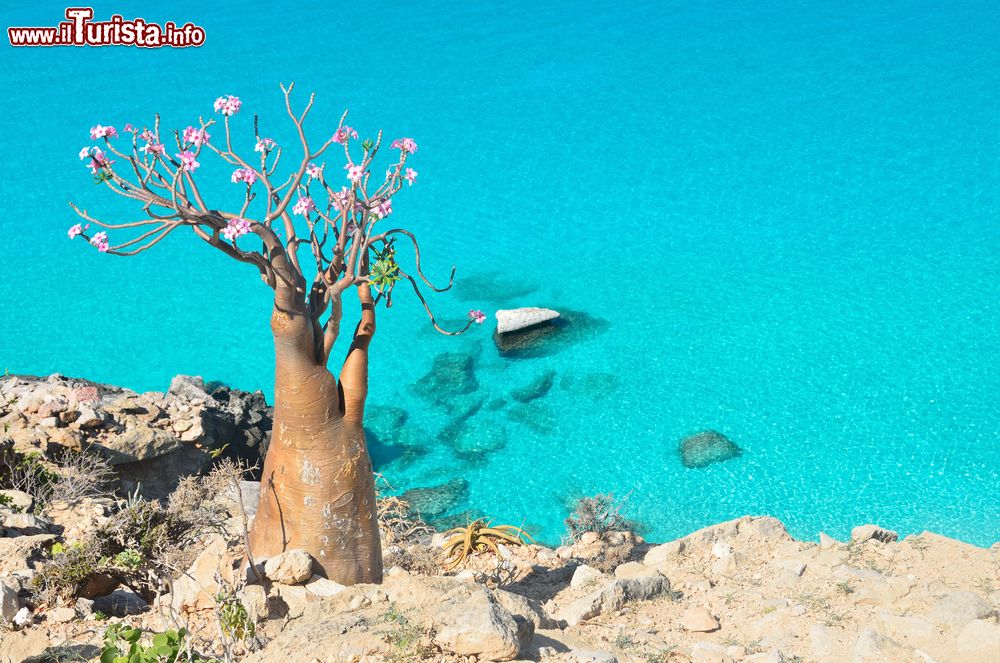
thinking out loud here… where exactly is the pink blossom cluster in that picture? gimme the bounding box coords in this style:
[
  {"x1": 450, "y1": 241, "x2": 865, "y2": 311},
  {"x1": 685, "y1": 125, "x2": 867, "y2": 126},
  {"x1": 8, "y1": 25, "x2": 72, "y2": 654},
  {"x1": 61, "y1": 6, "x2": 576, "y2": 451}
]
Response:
[
  {"x1": 331, "y1": 187, "x2": 352, "y2": 211},
  {"x1": 123, "y1": 123, "x2": 136, "y2": 133},
  {"x1": 67, "y1": 223, "x2": 89, "y2": 239},
  {"x1": 306, "y1": 162, "x2": 323, "y2": 178},
  {"x1": 182, "y1": 126, "x2": 210, "y2": 147},
  {"x1": 79, "y1": 146, "x2": 114, "y2": 173},
  {"x1": 213, "y1": 95, "x2": 242, "y2": 116},
  {"x1": 404, "y1": 168, "x2": 418, "y2": 185},
  {"x1": 468, "y1": 309, "x2": 486, "y2": 324},
  {"x1": 231, "y1": 168, "x2": 257, "y2": 185},
  {"x1": 138, "y1": 130, "x2": 165, "y2": 156},
  {"x1": 333, "y1": 126, "x2": 358, "y2": 144},
  {"x1": 90, "y1": 231, "x2": 109, "y2": 252},
  {"x1": 90, "y1": 124, "x2": 118, "y2": 140},
  {"x1": 391, "y1": 137, "x2": 418, "y2": 154},
  {"x1": 255, "y1": 137, "x2": 276, "y2": 153},
  {"x1": 176, "y1": 150, "x2": 200, "y2": 172},
  {"x1": 345, "y1": 163, "x2": 365, "y2": 183},
  {"x1": 292, "y1": 196, "x2": 316, "y2": 216},
  {"x1": 372, "y1": 198, "x2": 392, "y2": 219},
  {"x1": 223, "y1": 217, "x2": 252, "y2": 241}
]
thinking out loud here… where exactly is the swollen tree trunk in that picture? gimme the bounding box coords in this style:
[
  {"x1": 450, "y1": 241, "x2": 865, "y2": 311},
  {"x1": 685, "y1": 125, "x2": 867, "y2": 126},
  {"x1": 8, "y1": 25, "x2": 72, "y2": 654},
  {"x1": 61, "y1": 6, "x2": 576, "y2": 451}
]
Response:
[{"x1": 247, "y1": 285, "x2": 383, "y2": 585}]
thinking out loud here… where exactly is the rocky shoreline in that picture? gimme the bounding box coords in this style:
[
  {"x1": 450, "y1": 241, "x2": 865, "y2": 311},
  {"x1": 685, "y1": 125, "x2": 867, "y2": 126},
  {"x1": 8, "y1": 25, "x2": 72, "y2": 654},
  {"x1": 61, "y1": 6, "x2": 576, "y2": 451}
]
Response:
[{"x1": 1, "y1": 374, "x2": 999, "y2": 662}]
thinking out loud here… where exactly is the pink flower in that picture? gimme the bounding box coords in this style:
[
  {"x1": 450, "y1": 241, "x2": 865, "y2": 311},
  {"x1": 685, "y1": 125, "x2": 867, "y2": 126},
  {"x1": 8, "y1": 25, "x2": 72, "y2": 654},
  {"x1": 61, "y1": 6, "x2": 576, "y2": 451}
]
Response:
[
  {"x1": 67, "y1": 223, "x2": 89, "y2": 239},
  {"x1": 468, "y1": 309, "x2": 486, "y2": 325},
  {"x1": 231, "y1": 168, "x2": 257, "y2": 185},
  {"x1": 331, "y1": 187, "x2": 352, "y2": 211},
  {"x1": 345, "y1": 163, "x2": 365, "y2": 183},
  {"x1": 292, "y1": 196, "x2": 316, "y2": 216},
  {"x1": 333, "y1": 126, "x2": 358, "y2": 144},
  {"x1": 255, "y1": 137, "x2": 276, "y2": 153},
  {"x1": 306, "y1": 162, "x2": 323, "y2": 179},
  {"x1": 89, "y1": 124, "x2": 118, "y2": 140},
  {"x1": 223, "y1": 217, "x2": 252, "y2": 241},
  {"x1": 90, "y1": 231, "x2": 109, "y2": 252},
  {"x1": 140, "y1": 129, "x2": 156, "y2": 142},
  {"x1": 176, "y1": 151, "x2": 200, "y2": 172},
  {"x1": 404, "y1": 168, "x2": 418, "y2": 185},
  {"x1": 123, "y1": 123, "x2": 136, "y2": 133},
  {"x1": 391, "y1": 137, "x2": 418, "y2": 154},
  {"x1": 81, "y1": 147, "x2": 113, "y2": 173},
  {"x1": 140, "y1": 141, "x2": 165, "y2": 156},
  {"x1": 213, "y1": 95, "x2": 242, "y2": 116},
  {"x1": 182, "y1": 126, "x2": 210, "y2": 147},
  {"x1": 372, "y1": 198, "x2": 392, "y2": 219}
]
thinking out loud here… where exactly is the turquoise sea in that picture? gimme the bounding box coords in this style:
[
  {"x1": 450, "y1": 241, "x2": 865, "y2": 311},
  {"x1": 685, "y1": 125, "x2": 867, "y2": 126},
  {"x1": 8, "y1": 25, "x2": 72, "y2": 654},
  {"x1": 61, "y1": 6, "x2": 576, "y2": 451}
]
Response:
[{"x1": 2, "y1": 1, "x2": 998, "y2": 546}]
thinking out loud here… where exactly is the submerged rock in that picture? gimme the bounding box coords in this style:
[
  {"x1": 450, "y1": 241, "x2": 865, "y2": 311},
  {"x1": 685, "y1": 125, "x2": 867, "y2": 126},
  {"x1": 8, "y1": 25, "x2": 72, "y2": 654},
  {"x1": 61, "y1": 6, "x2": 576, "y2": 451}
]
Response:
[
  {"x1": 412, "y1": 352, "x2": 479, "y2": 407},
  {"x1": 401, "y1": 478, "x2": 469, "y2": 518},
  {"x1": 365, "y1": 405, "x2": 409, "y2": 442},
  {"x1": 678, "y1": 431, "x2": 743, "y2": 468},
  {"x1": 510, "y1": 370, "x2": 556, "y2": 403},
  {"x1": 452, "y1": 423, "x2": 508, "y2": 460},
  {"x1": 495, "y1": 307, "x2": 561, "y2": 334},
  {"x1": 506, "y1": 402, "x2": 557, "y2": 435}
]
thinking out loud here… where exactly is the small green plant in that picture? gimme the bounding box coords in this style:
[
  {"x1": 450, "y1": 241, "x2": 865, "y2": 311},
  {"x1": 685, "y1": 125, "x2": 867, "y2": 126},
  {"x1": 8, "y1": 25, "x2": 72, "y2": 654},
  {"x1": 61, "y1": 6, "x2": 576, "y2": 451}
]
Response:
[
  {"x1": 100, "y1": 624, "x2": 219, "y2": 663},
  {"x1": 835, "y1": 580, "x2": 854, "y2": 595},
  {"x1": 216, "y1": 591, "x2": 255, "y2": 643},
  {"x1": 380, "y1": 604, "x2": 434, "y2": 662},
  {"x1": 109, "y1": 549, "x2": 144, "y2": 570},
  {"x1": 93, "y1": 610, "x2": 109, "y2": 621}
]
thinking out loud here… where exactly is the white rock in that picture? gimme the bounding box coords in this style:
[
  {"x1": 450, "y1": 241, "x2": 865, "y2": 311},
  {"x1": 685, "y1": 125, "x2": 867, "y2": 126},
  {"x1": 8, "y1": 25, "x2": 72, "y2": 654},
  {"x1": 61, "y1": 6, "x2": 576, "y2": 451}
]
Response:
[
  {"x1": 956, "y1": 619, "x2": 1000, "y2": 659},
  {"x1": 643, "y1": 539, "x2": 685, "y2": 566},
  {"x1": 264, "y1": 549, "x2": 314, "y2": 585},
  {"x1": 680, "y1": 606, "x2": 720, "y2": 632},
  {"x1": 558, "y1": 576, "x2": 669, "y2": 626},
  {"x1": 304, "y1": 575, "x2": 346, "y2": 597},
  {"x1": 819, "y1": 532, "x2": 842, "y2": 549},
  {"x1": 47, "y1": 606, "x2": 76, "y2": 623},
  {"x1": 570, "y1": 564, "x2": 604, "y2": 590},
  {"x1": 927, "y1": 591, "x2": 994, "y2": 629},
  {"x1": 691, "y1": 641, "x2": 732, "y2": 662},
  {"x1": 851, "y1": 524, "x2": 899, "y2": 543},
  {"x1": 495, "y1": 307, "x2": 560, "y2": 334},
  {"x1": 13, "y1": 606, "x2": 32, "y2": 627}
]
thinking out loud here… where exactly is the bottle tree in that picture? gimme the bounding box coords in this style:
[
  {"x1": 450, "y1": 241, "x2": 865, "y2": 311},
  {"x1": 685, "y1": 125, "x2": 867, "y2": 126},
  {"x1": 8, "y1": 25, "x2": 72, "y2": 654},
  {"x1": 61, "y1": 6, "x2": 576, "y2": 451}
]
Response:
[{"x1": 69, "y1": 85, "x2": 486, "y2": 584}]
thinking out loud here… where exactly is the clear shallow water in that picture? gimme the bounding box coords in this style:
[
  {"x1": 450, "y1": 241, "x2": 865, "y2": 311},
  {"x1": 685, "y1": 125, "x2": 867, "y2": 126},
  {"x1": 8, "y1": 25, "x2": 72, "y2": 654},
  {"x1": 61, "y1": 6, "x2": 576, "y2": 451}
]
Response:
[{"x1": 2, "y1": 1, "x2": 999, "y2": 546}]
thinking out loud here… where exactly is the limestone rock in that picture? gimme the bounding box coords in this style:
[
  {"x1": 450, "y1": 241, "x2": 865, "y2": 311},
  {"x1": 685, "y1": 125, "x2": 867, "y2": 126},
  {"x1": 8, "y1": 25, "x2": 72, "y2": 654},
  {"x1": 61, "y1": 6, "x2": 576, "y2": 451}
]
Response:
[
  {"x1": 0, "y1": 490, "x2": 33, "y2": 512},
  {"x1": 678, "y1": 431, "x2": 742, "y2": 468},
  {"x1": 264, "y1": 549, "x2": 314, "y2": 585},
  {"x1": 571, "y1": 564, "x2": 605, "y2": 590},
  {"x1": 1, "y1": 579, "x2": 19, "y2": 622},
  {"x1": 510, "y1": 369, "x2": 556, "y2": 403},
  {"x1": 165, "y1": 534, "x2": 234, "y2": 613},
  {"x1": 644, "y1": 539, "x2": 685, "y2": 565},
  {"x1": 956, "y1": 619, "x2": 1000, "y2": 661},
  {"x1": 681, "y1": 606, "x2": 721, "y2": 632},
  {"x1": 383, "y1": 575, "x2": 526, "y2": 660},
  {"x1": 303, "y1": 575, "x2": 345, "y2": 597},
  {"x1": 495, "y1": 307, "x2": 561, "y2": 334},
  {"x1": 494, "y1": 589, "x2": 561, "y2": 630},
  {"x1": 927, "y1": 590, "x2": 994, "y2": 629},
  {"x1": 614, "y1": 561, "x2": 664, "y2": 580},
  {"x1": 851, "y1": 524, "x2": 899, "y2": 544},
  {"x1": 558, "y1": 576, "x2": 669, "y2": 626}
]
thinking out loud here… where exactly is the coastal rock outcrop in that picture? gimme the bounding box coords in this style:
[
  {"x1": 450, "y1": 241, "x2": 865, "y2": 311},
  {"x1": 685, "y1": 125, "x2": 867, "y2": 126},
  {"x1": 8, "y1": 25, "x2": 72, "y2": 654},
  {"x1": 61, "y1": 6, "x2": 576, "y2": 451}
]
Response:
[{"x1": 495, "y1": 307, "x2": 561, "y2": 334}]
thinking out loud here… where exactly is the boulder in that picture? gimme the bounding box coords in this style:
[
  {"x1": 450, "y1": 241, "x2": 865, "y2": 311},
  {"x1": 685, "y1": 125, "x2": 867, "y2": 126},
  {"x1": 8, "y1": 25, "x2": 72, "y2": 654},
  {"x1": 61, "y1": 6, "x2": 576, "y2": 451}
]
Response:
[
  {"x1": 570, "y1": 564, "x2": 605, "y2": 590},
  {"x1": 1, "y1": 579, "x2": 19, "y2": 622},
  {"x1": 164, "y1": 534, "x2": 234, "y2": 613},
  {"x1": 678, "y1": 431, "x2": 742, "y2": 468},
  {"x1": 644, "y1": 539, "x2": 685, "y2": 565},
  {"x1": 383, "y1": 575, "x2": 527, "y2": 660},
  {"x1": 0, "y1": 490, "x2": 33, "y2": 513},
  {"x1": 927, "y1": 591, "x2": 994, "y2": 629},
  {"x1": 850, "y1": 524, "x2": 899, "y2": 544},
  {"x1": 264, "y1": 549, "x2": 315, "y2": 585},
  {"x1": 495, "y1": 307, "x2": 561, "y2": 334},
  {"x1": 681, "y1": 606, "x2": 721, "y2": 632},
  {"x1": 558, "y1": 576, "x2": 670, "y2": 626},
  {"x1": 956, "y1": 619, "x2": 1000, "y2": 660}
]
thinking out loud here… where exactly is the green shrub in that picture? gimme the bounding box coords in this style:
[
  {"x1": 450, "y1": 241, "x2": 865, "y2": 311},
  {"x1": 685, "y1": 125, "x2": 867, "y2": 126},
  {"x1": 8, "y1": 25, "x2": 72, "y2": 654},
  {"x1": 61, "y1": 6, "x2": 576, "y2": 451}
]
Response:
[
  {"x1": 564, "y1": 493, "x2": 634, "y2": 542},
  {"x1": 100, "y1": 624, "x2": 220, "y2": 663}
]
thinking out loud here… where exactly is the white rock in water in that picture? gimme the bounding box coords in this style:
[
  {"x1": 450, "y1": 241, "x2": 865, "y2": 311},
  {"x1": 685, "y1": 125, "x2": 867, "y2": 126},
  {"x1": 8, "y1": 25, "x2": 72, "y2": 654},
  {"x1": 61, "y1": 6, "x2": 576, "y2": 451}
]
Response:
[{"x1": 495, "y1": 307, "x2": 560, "y2": 334}]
